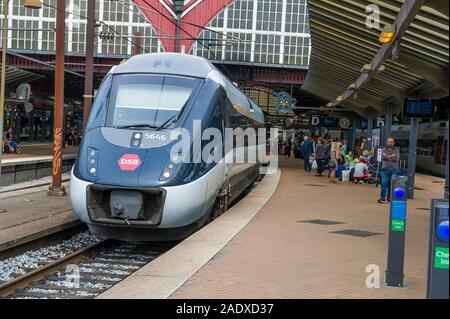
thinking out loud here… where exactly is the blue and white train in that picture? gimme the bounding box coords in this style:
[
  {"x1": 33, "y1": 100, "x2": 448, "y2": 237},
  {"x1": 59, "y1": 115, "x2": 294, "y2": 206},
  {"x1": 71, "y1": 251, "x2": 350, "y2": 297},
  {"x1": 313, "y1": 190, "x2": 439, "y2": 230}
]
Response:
[{"x1": 70, "y1": 53, "x2": 265, "y2": 241}]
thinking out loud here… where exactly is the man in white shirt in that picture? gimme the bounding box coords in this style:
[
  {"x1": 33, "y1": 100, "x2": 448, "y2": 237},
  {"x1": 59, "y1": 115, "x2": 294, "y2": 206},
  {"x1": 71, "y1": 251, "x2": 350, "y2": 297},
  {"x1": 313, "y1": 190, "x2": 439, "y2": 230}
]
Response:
[{"x1": 353, "y1": 158, "x2": 371, "y2": 184}]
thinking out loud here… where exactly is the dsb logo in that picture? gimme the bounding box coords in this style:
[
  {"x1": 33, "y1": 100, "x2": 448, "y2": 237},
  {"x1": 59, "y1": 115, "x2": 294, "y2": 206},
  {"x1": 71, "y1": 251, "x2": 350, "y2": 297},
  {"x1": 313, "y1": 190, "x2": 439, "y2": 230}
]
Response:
[{"x1": 117, "y1": 154, "x2": 142, "y2": 171}]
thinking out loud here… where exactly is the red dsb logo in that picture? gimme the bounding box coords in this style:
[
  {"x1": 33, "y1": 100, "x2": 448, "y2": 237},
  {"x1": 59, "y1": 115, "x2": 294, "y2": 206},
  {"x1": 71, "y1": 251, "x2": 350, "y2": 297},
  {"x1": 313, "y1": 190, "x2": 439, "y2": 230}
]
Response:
[{"x1": 118, "y1": 154, "x2": 142, "y2": 171}]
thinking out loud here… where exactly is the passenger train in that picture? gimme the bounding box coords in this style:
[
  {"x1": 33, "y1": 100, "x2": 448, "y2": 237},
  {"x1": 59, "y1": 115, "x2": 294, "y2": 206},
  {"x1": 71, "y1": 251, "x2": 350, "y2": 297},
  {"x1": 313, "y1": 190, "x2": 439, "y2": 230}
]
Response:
[
  {"x1": 354, "y1": 120, "x2": 448, "y2": 177},
  {"x1": 70, "y1": 53, "x2": 265, "y2": 241},
  {"x1": 390, "y1": 120, "x2": 448, "y2": 177}
]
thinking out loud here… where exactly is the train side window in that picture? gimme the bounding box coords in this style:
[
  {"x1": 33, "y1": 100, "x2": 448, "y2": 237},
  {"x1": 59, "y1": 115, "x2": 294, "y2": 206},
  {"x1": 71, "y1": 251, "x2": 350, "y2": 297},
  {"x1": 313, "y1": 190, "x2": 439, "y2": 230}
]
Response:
[
  {"x1": 417, "y1": 139, "x2": 435, "y2": 156},
  {"x1": 435, "y1": 136, "x2": 446, "y2": 165}
]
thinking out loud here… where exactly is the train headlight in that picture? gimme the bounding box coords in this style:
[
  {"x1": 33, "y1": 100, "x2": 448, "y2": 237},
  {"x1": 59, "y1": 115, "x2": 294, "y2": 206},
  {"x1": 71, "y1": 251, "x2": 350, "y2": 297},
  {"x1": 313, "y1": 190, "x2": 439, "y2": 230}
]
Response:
[
  {"x1": 160, "y1": 162, "x2": 176, "y2": 181},
  {"x1": 131, "y1": 132, "x2": 143, "y2": 148},
  {"x1": 88, "y1": 147, "x2": 98, "y2": 176}
]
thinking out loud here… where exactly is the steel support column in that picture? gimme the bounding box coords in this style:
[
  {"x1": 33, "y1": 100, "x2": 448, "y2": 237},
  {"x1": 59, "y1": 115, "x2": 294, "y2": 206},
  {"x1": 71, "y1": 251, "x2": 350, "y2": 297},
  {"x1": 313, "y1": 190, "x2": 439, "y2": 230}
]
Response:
[
  {"x1": 350, "y1": 121, "x2": 357, "y2": 150},
  {"x1": 367, "y1": 111, "x2": 374, "y2": 151},
  {"x1": 385, "y1": 105, "x2": 393, "y2": 142},
  {"x1": 0, "y1": 0, "x2": 9, "y2": 179},
  {"x1": 407, "y1": 117, "x2": 419, "y2": 199},
  {"x1": 83, "y1": 0, "x2": 95, "y2": 129},
  {"x1": 48, "y1": 0, "x2": 66, "y2": 196}
]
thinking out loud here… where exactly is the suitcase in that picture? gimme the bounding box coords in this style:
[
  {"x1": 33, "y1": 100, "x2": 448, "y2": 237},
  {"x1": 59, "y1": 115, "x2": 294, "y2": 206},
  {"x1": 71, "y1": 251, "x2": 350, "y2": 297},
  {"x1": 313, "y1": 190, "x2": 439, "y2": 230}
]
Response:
[{"x1": 342, "y1": 170, "x2": 350, "y2": 182}]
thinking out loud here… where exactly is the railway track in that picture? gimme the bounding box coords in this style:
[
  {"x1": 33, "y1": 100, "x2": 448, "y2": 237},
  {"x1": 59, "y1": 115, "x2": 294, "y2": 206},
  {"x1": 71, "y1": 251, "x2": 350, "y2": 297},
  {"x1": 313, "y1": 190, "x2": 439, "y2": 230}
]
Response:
[{"x1": 0, "y1": 238, "x2": 175, "y2": 299}]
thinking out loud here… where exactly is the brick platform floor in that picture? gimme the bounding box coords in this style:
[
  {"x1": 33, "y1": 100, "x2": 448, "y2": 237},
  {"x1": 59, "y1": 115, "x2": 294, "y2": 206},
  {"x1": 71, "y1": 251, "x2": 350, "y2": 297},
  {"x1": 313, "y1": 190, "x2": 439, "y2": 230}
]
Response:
[
  {"x1": 2, "y1": 144, "x2": 78, "y2": 161},
  {"x1": 170, "y1": 158, "x2": 445, "y2": 299}
]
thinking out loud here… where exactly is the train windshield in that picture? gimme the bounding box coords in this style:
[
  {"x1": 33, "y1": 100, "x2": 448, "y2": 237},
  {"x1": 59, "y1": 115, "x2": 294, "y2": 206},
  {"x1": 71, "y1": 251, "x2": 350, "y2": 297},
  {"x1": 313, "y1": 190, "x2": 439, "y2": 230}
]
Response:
[{"x1": 107, "y1": 74, "x2": 199, "y2": 129}]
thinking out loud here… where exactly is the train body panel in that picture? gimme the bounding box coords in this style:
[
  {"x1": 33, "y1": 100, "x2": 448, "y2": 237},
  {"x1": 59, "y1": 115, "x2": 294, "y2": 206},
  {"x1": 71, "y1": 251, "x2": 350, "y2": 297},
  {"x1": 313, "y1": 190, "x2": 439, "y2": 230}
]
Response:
[
  {"x1": 355, "y1": 120, "x2": 447, "y2": 177},
  {"x1": 70, "y1": 53, "x2": 264, "y2": 241}
]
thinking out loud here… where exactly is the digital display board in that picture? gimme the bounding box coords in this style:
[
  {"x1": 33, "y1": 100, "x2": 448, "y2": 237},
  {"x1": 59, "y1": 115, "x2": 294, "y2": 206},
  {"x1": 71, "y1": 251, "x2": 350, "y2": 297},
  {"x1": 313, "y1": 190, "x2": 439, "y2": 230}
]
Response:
[
  {"x1": 323, "y1": 117, "x2": 337, "y2": 127},
  {"x1": 403, "y1": 99, "x2": 435, "y2": 118}
]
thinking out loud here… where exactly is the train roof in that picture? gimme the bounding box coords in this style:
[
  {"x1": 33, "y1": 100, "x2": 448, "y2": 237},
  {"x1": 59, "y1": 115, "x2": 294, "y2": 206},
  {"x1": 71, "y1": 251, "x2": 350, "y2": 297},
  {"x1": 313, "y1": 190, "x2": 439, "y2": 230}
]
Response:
[{"x1": 112, "y1": 53, "x2": 215, "y2": 78}]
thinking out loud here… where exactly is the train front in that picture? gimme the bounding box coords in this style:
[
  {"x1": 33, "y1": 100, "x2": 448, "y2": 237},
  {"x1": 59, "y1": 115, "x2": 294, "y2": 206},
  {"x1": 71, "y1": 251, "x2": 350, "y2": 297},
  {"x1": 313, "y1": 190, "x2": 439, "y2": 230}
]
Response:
[{"x1": 70, "y1": 54, "x2": 226, "y2": 241}]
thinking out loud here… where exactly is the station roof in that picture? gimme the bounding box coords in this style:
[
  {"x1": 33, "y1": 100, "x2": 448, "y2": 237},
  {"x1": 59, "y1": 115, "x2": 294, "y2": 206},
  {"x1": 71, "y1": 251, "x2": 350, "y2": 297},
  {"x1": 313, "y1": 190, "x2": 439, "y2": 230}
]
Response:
[
  {"x1": 302, "y1": 0, "x2": 449, "y2": 117},
  {"x1": 3, "y1": 64, "x2": 43, "y2": 88}
]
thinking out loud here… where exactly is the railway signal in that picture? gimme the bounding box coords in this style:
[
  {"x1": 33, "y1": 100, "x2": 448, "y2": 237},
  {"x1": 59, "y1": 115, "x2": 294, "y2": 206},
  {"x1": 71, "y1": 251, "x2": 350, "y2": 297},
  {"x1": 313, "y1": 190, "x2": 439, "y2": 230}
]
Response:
[{"x1": 98, "y1": 31, "x2": 115, "y2": 40}]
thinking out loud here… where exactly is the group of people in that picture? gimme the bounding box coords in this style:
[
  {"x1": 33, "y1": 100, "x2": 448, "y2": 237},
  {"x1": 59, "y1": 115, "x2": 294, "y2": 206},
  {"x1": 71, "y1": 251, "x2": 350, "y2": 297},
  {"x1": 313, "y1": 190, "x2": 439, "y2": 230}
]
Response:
[
  {"x1": 2, "y1": 124, "x2": 21, "y2": 154},
  {"x1": 299, "y1": 135, "x2": 401, "y2": 204},
  {"x1": 65, "y1": 124, "x2": 82, "y2": 147}
]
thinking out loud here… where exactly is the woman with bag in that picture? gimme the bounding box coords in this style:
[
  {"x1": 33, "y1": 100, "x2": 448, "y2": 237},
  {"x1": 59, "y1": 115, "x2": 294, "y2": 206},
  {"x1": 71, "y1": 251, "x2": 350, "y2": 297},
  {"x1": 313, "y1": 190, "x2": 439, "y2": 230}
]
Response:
[
  {"x1": 328, "y1": 141, "x2": 342, "y2": 183},
  {"x1": 314, "y1": 138, "x2": 325, "y2": 176}
]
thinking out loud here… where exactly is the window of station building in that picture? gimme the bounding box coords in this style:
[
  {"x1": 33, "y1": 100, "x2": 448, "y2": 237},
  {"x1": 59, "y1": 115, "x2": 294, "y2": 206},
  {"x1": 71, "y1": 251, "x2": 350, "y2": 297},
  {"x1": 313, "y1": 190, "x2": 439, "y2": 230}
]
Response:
[
  {"x1": 42, "y1": 0, "x2": 56, "y2": 19},
  {"x1": 225, "y1": 32, "x2": 252, "y2": 62},
  {"x1": 75, "y1": 0, "x2": 88, "y2": 18},
  {"x1": 71, "y1": 25, "x2": 86, "y2": 53},
  {"x1": 12, "y1": 0, "x2": 41, "y2": 18},
  {"x1": 227, "y1": 0, "x2": 254, "y2": 30},
  {"x1": 103, "y1": 0, "x2": 129, "y2": 24},
  {"x1": 101, "y1": 25, "x2": 129, "y2": 56},
  {"x1": 256, "y1": 0, "x2": 283, "y2": 32},
  {"x1": 192, "y1": 30, "x2": 224, "y2": 60},
  {"x1": 132, "y1": 26, "x2": 160, "y2": 53},
  {"x1": 285, "y1": 0, "x2": 308, "y2": 34},
  {"x1": 210, "y1": 10, "x2": 225, "y2": 29},
  {"x1": 10, "y1": 19, "x2": 39, "y2": 51},
  {"x1": 254, "y1": 34, "x2": 281, "y2": 64},
  {"x1": 42, "y1": 21, "x2": 56, "y2": 52},
  {"x1": 284, "y1": 35, "x2": 310, "y2": 65}
]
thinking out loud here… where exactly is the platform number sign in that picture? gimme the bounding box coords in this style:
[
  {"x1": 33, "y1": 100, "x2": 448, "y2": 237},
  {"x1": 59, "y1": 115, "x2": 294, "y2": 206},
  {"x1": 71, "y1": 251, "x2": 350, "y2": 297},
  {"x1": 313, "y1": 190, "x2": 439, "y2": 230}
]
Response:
[
  {"x1": 118, "y1": 154, "x2": 142, "y2": 171},
  {"x1": 276, "y1": 91, "x2": 292, "y2": 113}
]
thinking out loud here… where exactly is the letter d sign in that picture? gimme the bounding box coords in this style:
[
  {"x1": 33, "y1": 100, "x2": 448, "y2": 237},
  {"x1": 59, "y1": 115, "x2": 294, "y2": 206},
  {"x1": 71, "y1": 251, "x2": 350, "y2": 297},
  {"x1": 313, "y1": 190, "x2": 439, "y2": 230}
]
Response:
[{"x1": 311, "y1": 115, "x2": 320, "y2": 126}]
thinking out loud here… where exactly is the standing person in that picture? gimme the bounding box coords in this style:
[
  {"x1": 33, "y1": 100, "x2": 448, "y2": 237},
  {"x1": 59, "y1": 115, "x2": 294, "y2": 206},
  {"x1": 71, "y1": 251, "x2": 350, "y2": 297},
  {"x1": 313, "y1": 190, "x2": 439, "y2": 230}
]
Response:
[
  {"x1": 328, "y1": 141, "x2": 342, "y2": 183},
  {"x1": 302, "y1": 136, "x2": 313, "y2": 172},
  {"x1": 314, "y1": 137, "x2": 325, "y2": 176},
  {"x1": 285, "y1": 138, "x2": 292, "y2": 159},
  {"x1": 340, "y1": 139, "x2": 348, "y2": 157},
  {"x1": 377, "y1": 138, "x2": 400, "y2": 204},
  {"x1": 323, "y1": 138, "x2": 332, "y2": 170}
]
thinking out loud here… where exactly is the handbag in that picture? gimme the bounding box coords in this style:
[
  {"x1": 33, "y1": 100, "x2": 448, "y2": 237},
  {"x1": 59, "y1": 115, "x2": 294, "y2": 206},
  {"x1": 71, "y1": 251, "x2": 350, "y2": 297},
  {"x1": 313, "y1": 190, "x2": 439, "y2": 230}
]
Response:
[{"x1": 311, "y1": 160, "x2": 318, "y2": 171}]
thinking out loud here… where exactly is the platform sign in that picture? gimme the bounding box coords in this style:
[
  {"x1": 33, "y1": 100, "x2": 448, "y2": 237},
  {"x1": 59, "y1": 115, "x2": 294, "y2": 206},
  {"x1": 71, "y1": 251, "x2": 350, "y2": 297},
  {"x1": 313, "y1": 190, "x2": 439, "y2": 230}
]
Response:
[
  {"x1": 427, "y1": 199, "x2": 449, "y2": 299},
  {"x1": 372, "y1": 128, "x2": 381, "y2": 149},
  {"x1": 386, "y1": 175, "x2": 408, "y2": 287},
  {"x1": 310, "y1": 115, "x2": 321, "y2": 126},
  {"x1": 377, "y1": 148, "x2": 383, "y2": 162}
]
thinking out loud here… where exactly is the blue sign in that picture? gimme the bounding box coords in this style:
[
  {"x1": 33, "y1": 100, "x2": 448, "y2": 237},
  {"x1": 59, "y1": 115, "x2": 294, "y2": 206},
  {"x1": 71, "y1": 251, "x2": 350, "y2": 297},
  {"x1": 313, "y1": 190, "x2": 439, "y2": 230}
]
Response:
[
  {"x1": 391, "y1": 200, "x2": 407, "y2": 220},
  {"x1": 276, "y1": 91, "x2": 292, "y2": 113}
]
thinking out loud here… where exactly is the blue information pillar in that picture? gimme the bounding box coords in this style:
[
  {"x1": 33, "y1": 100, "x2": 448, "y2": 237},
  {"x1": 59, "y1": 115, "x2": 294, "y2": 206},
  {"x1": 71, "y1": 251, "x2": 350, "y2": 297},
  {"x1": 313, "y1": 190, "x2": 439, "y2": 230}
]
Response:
[
  {"x1": 427, "y1": 199, "x2": 449, "y2": 299},
  {"x1": 386, "y1": 175, "x2": 408, "y2": 287}
]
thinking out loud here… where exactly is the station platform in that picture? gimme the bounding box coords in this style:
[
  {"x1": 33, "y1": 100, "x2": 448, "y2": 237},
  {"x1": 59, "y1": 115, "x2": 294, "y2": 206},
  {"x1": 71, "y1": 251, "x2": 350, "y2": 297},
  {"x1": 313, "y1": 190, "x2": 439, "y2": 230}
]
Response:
[
  {"x1": 0, "y1": 181, "x2": 78, "y2": 254},
  {"x1": 0, "y1": 144, "x2": 77, "y2": 186},
  {"x1": 100, "y1": 158, "x2": 444, "y2": 299}
]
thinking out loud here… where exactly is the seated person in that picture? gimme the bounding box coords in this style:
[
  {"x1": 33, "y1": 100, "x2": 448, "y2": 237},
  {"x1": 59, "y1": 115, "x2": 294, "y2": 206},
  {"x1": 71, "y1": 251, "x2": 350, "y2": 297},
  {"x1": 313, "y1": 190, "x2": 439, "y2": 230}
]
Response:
[
  {"x1": 353, "y1": 158, "x2": 371, "y2": 184},
  {"x1": 344, "y1": 151, "x2": 354, "y2": 168},
  {"x1": 3, "y1": 125, "x2": 21, "y2": 153}
]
